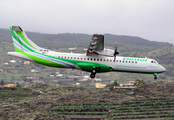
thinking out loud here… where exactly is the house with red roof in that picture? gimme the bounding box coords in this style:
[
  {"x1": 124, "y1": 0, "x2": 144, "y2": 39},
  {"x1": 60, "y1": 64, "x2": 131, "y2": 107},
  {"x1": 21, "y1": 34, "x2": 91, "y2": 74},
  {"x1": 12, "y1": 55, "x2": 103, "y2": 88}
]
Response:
[{"x1": 127, "y1": 81, "x2": 137, "y2": 85}]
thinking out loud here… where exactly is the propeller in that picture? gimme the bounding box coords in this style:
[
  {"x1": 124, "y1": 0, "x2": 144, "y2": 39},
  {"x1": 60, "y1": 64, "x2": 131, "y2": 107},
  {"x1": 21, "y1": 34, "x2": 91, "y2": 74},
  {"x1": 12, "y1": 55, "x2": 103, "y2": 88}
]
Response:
[{"x1": 114, "y1": 42, "x2": 119, "y2": 62}]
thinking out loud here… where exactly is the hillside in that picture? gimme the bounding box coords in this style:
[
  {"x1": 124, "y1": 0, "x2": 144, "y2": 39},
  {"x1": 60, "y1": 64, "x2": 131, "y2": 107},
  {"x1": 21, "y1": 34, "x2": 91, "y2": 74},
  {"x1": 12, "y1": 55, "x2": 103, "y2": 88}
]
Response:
[
  {"x1": 146, "y1": 46, "x2": 174, "y2": 79},
  {"x1": 0, "y1": 28, "x2": 172, "y2": 49},
  {"x1": 0, "y1": 28, "x2": 174, "y2": 86},
  {"x1": 1, "y1": 83, "x2": 174, "y2": 119}
]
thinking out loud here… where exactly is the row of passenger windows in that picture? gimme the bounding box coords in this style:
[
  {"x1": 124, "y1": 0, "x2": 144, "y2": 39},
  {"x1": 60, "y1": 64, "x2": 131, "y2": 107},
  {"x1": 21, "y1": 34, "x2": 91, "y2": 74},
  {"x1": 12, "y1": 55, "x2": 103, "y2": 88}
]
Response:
[{"x1": 56, "y1": 56, "x2": 137, "y2": 63}]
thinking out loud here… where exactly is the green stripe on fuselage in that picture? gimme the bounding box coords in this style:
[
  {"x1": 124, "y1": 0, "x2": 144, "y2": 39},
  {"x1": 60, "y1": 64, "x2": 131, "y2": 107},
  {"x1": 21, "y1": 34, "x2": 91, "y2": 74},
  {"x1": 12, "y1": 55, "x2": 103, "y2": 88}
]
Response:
[
  {"x1": 15, "y1": 47, "x2": 66, "y2": 68},
  {"x1": 14, "y1": 45, "x2": 112, "y2": 72}
]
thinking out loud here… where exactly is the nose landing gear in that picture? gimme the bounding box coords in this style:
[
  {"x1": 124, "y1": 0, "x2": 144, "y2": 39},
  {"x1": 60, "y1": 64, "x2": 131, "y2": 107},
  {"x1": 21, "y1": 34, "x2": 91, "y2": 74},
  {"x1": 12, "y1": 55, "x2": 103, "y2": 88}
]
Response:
[
  {"x1": 154, "y1": 75, "x2": 157, "y2": 80},
  {"x1": 153, "y1": 73, "x2": 158, "y2": 80}
]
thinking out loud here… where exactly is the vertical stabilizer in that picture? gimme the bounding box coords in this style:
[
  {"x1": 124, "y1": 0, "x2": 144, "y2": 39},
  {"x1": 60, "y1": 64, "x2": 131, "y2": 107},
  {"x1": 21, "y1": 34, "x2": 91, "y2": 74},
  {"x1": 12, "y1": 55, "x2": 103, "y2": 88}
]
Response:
[{"x1": 10, "y1": 26, "x2": 42, "y2": 52}]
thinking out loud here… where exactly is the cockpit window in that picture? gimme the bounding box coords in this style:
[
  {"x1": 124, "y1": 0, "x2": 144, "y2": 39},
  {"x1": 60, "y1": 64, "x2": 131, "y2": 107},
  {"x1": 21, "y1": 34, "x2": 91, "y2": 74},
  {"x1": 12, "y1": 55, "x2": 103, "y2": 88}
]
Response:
[{"x1": 151, "y1": 60, "x2": 157, "y2": 63}]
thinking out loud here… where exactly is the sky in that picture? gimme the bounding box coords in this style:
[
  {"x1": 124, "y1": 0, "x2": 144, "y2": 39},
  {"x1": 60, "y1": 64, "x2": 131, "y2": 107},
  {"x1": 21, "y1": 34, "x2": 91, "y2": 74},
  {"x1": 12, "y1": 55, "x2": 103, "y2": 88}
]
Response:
[{"x1": 0, "y1": 0, "x2": 174, "y2": 44}]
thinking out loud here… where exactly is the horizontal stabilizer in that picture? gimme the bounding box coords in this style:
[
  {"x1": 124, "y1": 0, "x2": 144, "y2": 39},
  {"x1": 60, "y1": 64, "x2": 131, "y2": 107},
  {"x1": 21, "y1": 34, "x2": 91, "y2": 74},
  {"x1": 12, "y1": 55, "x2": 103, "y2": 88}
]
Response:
[{"x1": 12, "y1": 26, "x2": 23, "y2": 32}]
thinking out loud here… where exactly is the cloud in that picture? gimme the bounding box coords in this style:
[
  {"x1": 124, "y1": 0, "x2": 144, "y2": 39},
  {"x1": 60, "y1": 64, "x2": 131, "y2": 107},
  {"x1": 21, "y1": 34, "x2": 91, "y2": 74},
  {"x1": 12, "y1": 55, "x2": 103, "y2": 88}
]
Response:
[{"x1": 0, "y1": 0, "x2": 174, "y2": 43}]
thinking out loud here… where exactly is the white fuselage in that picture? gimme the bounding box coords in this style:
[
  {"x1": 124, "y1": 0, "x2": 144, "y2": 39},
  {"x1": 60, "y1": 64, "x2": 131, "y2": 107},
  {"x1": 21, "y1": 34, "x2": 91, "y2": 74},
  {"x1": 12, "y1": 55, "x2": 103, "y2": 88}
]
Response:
[{"x1": 45, "y1": 51, "x2": 166, "y2": 74}]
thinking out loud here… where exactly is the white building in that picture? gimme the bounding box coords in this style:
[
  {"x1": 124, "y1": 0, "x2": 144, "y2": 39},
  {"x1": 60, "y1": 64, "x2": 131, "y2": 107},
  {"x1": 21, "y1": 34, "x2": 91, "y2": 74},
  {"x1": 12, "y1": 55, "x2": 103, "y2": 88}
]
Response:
[
  {"x1": 68, "y1": 47, "x2": 77, "y2": 50},
  {"x1": 94, "y1": 78, "x2": 102, "y2": 81},
  {"x1": 75, "y1": 83, "x2": 80, "y2": 85},
  {"x1": 4, "y1": 62, "x2": 8, "y2": 65},
  {"x1": 9, "y1": 60, "x2": 16, "y2": 63},
  {"x1": 83, "y1": 75, "x2": 90, "y2": 79},
  {"x1": 56, "y1": 74, "x2": 63, "y2": 77}
]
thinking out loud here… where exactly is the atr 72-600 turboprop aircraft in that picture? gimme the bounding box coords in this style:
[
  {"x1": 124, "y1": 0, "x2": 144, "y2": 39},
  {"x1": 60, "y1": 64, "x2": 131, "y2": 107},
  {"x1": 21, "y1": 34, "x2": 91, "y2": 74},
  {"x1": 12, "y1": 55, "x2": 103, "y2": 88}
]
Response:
[{"x1": 8, "y1": 26, "x2": 166, "y2": 79}]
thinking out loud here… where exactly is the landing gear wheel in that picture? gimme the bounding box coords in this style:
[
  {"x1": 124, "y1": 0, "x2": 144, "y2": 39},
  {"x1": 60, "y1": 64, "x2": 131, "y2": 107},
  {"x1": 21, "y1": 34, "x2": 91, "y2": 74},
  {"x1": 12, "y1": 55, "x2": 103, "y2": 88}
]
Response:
[
  {"x1": 92, "y1": 67, "x2": 99, "y2": 74},
  {"x1": 90, "y1": 74, "x2": 95, "y2": 78},
  {"x1": 154, "y1": 75, "x2": 157, "y2": 80},
  {"x1": 92, "y1": 69, "x2": 97, "y2": 74}
]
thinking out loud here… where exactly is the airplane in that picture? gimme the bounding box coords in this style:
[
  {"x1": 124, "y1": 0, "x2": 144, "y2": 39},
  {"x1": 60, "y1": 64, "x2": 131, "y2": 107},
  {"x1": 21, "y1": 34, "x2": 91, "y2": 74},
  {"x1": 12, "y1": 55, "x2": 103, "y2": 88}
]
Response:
[{"x1": 8, "y1": 26, "x2": 166, "y2": 80}]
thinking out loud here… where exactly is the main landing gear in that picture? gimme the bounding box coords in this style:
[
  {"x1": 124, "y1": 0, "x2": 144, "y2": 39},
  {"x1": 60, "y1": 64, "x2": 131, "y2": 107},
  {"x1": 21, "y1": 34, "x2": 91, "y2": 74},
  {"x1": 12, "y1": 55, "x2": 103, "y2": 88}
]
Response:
[
  {"x1": 154, "y1": 73, "x2": 158, "y2": 80},
  {"x1": 90, "y1": 67, "x2": 99, "y2": 78}
]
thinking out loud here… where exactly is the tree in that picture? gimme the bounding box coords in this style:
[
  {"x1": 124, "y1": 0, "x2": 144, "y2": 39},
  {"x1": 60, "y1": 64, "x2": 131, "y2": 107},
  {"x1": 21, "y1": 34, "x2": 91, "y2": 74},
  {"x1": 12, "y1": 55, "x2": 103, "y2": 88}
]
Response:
[
  {"x1": 16, "y1": 81, "x2": 20, "y2": 87},
  {"x1": 0, "y1": 80, "x2": 5, "y2": 86},
  {"x1": 135, "y1": 79, "x2": 145, "y2": 85},
  {"x1": 74, "y1": 78, "x2": 78, "y2": 81},
  {"x1": 110, "y1": 80, "x2": 119, "y2": 90}
]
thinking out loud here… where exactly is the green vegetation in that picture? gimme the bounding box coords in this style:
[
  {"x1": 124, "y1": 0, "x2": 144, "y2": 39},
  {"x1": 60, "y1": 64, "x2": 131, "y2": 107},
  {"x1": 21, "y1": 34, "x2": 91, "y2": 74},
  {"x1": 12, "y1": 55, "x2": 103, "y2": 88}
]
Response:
[
  {"x1": 109, "y1": 80, "x2": 119, "y2": 90},
  {"x1": 0, "y1": 87, "x2": 41, "y2": 104},
  {"x1": 1, "y1": 83, "x2": 174, "y2": 119},
  {"x1": 111, "y1": 97, "x2": 174, "y2": 119},
  {"x1": 51, "y1": 103, "x2": 108, "y2": 115}
]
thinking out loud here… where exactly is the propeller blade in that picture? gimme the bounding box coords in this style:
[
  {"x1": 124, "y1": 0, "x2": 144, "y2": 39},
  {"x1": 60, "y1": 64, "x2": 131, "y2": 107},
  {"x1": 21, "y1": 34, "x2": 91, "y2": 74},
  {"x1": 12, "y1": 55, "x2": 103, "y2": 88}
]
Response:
[{"x1": 114, "y1": 42, "x2": 119, "y2": 62}]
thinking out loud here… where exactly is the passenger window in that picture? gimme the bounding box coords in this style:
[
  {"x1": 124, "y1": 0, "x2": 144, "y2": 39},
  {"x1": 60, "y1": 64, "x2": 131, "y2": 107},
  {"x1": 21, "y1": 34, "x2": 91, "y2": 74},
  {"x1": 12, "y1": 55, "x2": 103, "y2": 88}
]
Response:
[
  {"x1": 132, "y1": 61, "x2": 134, "y2": 63},
  {"x1": 68, "y1": 57, "x2": 69, "y2": 59},
  {"x1": 81, "y1": 58, "x2": 83, "y2": 60},
  {"x1": 126, "y1": 61, "x2": 127, "y2": 63},
  {"x1": 74, "y1": 57, "x2": 76, "y2": 59},
  {"x1": 61, "y1": 56, "x2": 63, "y2": 58},
  {"x1": 84, "y1": 58, "x2": 86, "y2": 60},
  {"x1": 100, "y1": 59, "x2": 102, "y2": 61},
  {"x1": 77, "y1": 57, "x2": 79, "y2": 59},
  {"x1": 91, "y1": 58, "x2": 93, "y2": 60},
  {"x1": 97, "y1": 59, "x2": 99, "y2": 61},
  {"x1": 58, "y1": 56, "x2": 60, "y2": 58},
  {"x1": 110, "y1": 60, "x2": 112, "y2": 62},
  {"x1": 154, "y1": 61, "x2": 156, "y2": 63},
  {"x1": 104, "y1": 59, "x2": 105, "y2": 61},
  {"x1": 135, "y1": 61, "x2": 137, "y2": 64},
  {"x1": 87, "y1": 58, "x2": 89, "y2": 60},
  {"x1": 116, "y1": 60, "x2": 118, "y2": 62},
  {"x1": 94, "y1": 58, "x2": 96, "y2": 61},
  {"x1": 65, "y1": 57, "x2": 66, "y2": 59},
  {"x1": 71, "y1": 57, "x2": 73, "y2": 59},
  {"x1": 120, "y1": 60, "x2": 121, "y2": 62},
  {"x1": 151, "y1": 61, "x2": 153, "y2": 63},
  {"x1": 123, "y1": 61, "x2": 124, "y2": 63}
]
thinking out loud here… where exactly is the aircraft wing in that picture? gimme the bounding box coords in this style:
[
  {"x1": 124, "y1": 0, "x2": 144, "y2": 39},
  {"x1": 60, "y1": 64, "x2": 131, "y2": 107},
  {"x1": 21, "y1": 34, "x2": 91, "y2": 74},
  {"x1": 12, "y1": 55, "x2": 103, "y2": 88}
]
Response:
[{"x1": 87, "y1": 34, "x2": 115, "y2": 57}]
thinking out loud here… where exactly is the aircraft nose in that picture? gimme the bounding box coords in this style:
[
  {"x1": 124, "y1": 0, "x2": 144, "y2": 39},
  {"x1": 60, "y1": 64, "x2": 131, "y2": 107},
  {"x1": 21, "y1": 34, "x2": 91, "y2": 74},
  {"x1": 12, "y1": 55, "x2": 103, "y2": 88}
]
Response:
[{"x1": 161, "y1": 66, "x2": 166, "y2": 72}]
